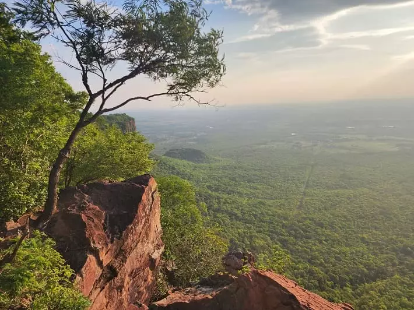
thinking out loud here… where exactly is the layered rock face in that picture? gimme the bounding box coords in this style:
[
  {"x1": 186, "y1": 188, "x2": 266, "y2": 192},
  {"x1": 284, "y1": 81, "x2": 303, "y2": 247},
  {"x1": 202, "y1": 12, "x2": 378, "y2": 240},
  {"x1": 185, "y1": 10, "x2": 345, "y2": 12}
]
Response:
[
  {"x1": 152, "y1": 269, "x2": 354, "y2": 310},
  {"x1": 44, "y1": 175, "x2": 163, "y2": 310}
]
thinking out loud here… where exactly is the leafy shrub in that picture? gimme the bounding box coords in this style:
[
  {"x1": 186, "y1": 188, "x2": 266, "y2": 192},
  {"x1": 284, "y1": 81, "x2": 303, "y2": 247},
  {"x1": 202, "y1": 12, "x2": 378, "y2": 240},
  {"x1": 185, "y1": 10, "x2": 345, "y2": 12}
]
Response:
[
  {"x1": 157, "y1": 176, "x2": 228, "y2": 287},
  {"x1": 0, "y1": 231, "x2": 90, "y2": 309},
  {"x1": 63, "y1": 124, "x2": 154, "y2": 187}
]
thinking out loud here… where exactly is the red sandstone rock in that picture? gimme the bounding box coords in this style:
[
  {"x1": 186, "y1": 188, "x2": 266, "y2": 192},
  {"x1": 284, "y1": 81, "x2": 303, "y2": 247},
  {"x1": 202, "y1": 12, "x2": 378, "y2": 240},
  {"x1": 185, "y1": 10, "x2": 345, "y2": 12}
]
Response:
[
  {"x1": 45, "y1": 175, "x2": 163, "y2": 310},
  {"x1": 152, "y1": 269, "x2": 354, "y2": 310}
]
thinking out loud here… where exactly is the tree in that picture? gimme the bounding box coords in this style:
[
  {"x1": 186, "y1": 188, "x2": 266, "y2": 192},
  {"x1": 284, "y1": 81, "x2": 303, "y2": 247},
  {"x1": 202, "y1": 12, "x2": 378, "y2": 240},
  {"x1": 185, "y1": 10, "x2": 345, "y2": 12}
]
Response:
[
  {"x1": 13, "y1": 0, "x2": 226, "y2": 226},
  {"x1": 157, "y1": 176, "x2": 227, "y2": 287},
  {"x1": 0, "y1": 3, "x2": 86, "y2": 221},
  {"x1": 63, "y1": 124, "x2": 154, "y2": 187}
]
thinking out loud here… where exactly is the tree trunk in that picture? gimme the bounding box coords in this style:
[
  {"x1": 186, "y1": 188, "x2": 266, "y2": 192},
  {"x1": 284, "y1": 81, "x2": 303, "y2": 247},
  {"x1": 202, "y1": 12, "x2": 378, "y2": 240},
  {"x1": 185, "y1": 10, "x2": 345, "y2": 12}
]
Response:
[
  {"x1": 34, "y1": 96, "x2": 96, "y2": 228},
  {"x1": 34, "y1": 123, "x2": 85, "y2": 228}
]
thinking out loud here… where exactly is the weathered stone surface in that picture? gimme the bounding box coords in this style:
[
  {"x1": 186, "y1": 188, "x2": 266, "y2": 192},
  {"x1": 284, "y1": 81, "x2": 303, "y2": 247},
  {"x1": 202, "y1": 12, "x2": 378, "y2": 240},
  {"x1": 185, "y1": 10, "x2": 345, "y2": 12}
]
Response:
[
  {"x1": 222, "y1": 251, "x2": 255, "y2": 275},
  {"x1": 45, "y1": 175, "x2": 164, "y2": 310},
  {"x1": 152, "y1": 269, "x2": 354, "y2": 310}
]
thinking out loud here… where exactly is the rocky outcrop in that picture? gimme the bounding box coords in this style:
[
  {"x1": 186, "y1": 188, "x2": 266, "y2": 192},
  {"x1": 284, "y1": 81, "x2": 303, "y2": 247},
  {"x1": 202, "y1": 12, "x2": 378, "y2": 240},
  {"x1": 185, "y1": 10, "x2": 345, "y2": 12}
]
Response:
[
  {"x1": 2, "y1": 177, "x2": 356, "y2": 310},
  {"x1": 222, "y1": 251, "x2": 255, "y2": 275},
  {"x1": 152, "y1": 269, "x2": 354, "y2": 310},
  {"x1": 100, "y1": 113, "x2": 137, "y2": 133},
  {"x1": 44, "y1": 175, "x2": 163, "y2": 310},
  {"x1": 125, "y1": 118, "x2": 137, "y2": 133}
]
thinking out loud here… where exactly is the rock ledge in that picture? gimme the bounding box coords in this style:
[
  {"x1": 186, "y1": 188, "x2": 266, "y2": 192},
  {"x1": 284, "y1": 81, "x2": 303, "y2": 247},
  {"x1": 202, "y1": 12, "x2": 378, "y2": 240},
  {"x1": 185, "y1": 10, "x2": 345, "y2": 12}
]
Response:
[{"x1": 152, "y1": 269, "x2": 353, "y2": 310}]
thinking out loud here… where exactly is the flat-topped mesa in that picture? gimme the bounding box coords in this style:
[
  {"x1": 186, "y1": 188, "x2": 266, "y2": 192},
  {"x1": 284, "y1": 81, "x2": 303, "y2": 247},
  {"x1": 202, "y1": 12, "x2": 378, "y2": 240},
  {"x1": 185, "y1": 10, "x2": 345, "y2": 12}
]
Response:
[
  {"x1": 44, "y1": 175, "x2": 164, "y2": 310},
  {"x1": 152, "y1": 269, "x2": 354, "y2": 310}
]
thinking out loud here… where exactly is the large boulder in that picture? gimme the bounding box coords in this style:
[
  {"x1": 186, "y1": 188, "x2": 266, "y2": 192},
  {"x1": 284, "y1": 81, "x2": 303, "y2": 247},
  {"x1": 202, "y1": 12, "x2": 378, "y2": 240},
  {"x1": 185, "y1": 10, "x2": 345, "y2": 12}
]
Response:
[
  {"x1": 45, "y1": 175, "x2": 164, "y2": 310},
  {"x1": 152, "y1": 269, "x2": 354, "y2": 310}
]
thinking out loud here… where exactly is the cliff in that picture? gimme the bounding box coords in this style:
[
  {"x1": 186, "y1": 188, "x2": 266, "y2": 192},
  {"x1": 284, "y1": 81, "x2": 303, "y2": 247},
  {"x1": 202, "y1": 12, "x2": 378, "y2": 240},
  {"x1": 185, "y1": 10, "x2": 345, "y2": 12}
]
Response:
[
  {"x1": 44, "y1": 175, "x2": 163, "y2": 310},
  {"x1": 3, "y1": 175, "x2": 354, "y2": 310},
  {"x1": 152, "y1": 269, "x2": 353, "y2": 310},
  {"x1": 99, "y1": 113, "x2": 137, "y2": 133}
]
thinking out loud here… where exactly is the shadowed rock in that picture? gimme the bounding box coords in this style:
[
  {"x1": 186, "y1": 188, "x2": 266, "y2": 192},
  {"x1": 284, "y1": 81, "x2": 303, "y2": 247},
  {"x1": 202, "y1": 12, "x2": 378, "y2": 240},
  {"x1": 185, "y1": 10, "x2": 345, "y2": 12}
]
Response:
[{"x1": 152, "y1": 269, "x2": 354, "y2": 310}]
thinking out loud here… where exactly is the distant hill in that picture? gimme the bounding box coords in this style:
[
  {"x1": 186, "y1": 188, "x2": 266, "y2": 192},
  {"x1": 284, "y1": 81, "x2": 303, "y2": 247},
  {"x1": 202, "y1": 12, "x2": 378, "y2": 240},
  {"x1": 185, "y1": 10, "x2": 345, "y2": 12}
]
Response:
[
  {"x1": 164, "y1": 148, "x2": 210, "y2": 163},
  {"x1": 97, "y1": 113, "x2": 137, "y2": 133}
]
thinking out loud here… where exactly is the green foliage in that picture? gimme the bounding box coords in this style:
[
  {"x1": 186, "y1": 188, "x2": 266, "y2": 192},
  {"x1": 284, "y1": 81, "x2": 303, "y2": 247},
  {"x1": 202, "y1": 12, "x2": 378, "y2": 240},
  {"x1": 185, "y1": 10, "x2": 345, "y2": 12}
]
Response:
[
  {"x1": 354, "y1": 275, "x2": 414, "y2": 310},
  {"x1": 149, "y1": 104, "x2": 414, "y2": 309},
  {"x1": 0, "y1": 8, "x2": 86, "y2": 221},
  {"x1": 256, "y1": 245, "x2": 292, "y2": 274},
  {"x1": 13, "y1": 0, "x2": 225, "y2": 100},
  {"x1": 0, "y1": 10, "x2": 155, "y2": 220},
  {"x1": 0, "y1": 231, "x2": 90, "y2": 309},
  {"x1": 0, "y1": 3, "x2": 22, "y2": 42},
  {"x1": 157, "y1": 176, "x2": 228, "y2": 287},
  {"x1": 155, "y1": 152, "x2": 414, "y2": 307},
  {"x1": 97, "y1": 113, "x2": 137, "y2": 133},
  {"x1": 63, "y1": 124, "x2": 154, "y2": 186}
]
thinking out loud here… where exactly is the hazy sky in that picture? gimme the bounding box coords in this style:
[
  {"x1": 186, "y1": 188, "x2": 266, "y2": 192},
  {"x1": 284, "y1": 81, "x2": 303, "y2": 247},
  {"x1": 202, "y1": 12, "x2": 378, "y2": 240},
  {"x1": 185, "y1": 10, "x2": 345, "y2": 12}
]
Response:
[{"x1": 26, "y1": 0, "x2": 414, "y2": 108}]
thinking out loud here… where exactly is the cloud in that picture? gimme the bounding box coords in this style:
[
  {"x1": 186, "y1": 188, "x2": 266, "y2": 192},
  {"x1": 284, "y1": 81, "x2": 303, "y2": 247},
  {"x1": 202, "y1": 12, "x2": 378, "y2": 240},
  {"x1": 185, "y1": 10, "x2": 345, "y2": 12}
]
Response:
[
  {"x1": 331, "y1": 26, "x2": 414, "y2": 40},
  {"x1": 225, "y1": 27, "x2": 321, "y2": 53},
  {"x1": 392, "y1": 51, "x2": 414, "y2": 61},
  {"x1": 212, "y1": 0, "x2": 414, "y2": 23},
  {"x1": 340, "y1": 44, "x2": 371, "y2": 51},
  {"x1": 236, "y1": 52, "x2": 256, "y2": 58},
  {"x1": 220, "y1": 0, "x2": 414, "y2": 57},
  {"x1": 229, "y1": 33, "x2": 272, "y2": 43},
  {"x1": 323, "y1": 2, "x2": 414, "y2": 35}
]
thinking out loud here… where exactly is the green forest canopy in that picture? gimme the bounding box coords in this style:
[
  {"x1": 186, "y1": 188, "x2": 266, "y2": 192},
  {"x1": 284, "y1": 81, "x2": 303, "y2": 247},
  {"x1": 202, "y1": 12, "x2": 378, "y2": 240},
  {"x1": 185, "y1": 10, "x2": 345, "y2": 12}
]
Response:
[{"x1": 149, "y1": 105, "x2": 414, "y2": 310}]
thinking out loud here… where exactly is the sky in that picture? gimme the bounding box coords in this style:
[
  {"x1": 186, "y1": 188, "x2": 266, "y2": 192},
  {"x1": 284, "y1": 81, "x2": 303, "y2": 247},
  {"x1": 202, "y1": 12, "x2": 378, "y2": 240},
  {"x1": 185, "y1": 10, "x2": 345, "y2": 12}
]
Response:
[
  {"x1": 203, "y1": 0, "x2": 414, "y2": 106},
  {"x1": 14, "y1": 0, "x2": 414, "y2": 108}
]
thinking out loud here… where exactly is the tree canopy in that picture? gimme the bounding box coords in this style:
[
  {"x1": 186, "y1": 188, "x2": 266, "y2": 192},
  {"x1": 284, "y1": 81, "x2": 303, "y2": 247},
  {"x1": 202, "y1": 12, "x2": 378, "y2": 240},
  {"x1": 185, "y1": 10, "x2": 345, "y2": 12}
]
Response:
[
  {"x1": 0, "y1": 5, "x2": 155, "y2": 222},
  {"x1": 0, "y1": 4, "x2": 85, "y2": 220},
  {"x1": 157, "y1": 176, "x2": 227, "y2": 288},
  {"x1": 11, "y1": 0, "x2": 226, "y2": 224},
  {"x1": 13, "y1": 0, "x2": 225, "y2": 106},
  {"x1": 63, "y1": 123, "x2": 154, "y2": 187}
]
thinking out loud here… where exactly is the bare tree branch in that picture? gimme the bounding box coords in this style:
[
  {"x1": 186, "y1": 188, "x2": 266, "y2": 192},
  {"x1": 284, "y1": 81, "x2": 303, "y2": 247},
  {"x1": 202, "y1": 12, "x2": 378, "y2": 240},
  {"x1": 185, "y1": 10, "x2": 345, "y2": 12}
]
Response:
[{"x1": 52, "y1": 6, "x2": 94, "y2": 97}]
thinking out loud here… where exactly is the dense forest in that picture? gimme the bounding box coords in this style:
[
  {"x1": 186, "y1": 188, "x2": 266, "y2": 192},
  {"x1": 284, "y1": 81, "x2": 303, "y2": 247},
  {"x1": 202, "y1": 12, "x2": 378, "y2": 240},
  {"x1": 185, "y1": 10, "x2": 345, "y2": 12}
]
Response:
[{"x1": 137, "y1": 105, "x2": 414, "y2": 310}]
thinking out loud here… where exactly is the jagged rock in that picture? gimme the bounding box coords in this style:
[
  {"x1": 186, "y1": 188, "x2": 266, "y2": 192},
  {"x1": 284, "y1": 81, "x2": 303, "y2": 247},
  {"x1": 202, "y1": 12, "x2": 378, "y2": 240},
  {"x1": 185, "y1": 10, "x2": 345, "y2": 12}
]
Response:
[
  {"x1": 44, "y1": 175, "x2": 164, "y2": 310},
  {"x1": 1, "y1": 214, "x2": 32, "y2": 237},
  {"x1": 151, "y1": 269, "x2": 354, "y2": 310},
  {"x1": 222, "y1": 251, "x2": 255, "y2": 275}
]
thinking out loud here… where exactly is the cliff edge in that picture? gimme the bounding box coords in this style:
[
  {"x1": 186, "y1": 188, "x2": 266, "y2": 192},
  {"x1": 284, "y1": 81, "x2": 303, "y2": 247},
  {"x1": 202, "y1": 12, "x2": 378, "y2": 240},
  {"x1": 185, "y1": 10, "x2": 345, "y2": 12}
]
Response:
[
  {"x1": 3, "y1": 175, "x2": 355, "y2": 310},
  {"x1": 44, "y1": 175, "x2": 163, "y2": 310},
  {"x1": 152, "y1": 269, "x2": 353, "y2": 310}
]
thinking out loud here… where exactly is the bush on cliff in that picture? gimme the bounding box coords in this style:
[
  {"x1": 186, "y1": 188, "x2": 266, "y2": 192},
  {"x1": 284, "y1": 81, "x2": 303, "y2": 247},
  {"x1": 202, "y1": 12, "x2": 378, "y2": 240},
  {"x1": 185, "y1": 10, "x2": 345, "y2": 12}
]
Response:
[
  {"x1": 62, "y1": 123, "x2": 154, "y2": 187},
  {"x1": 0, "y1": 231, "x2": 90, "y2": 309},
  {"x1": 157, "y1": 176, "x2": 228, "y2": 287}
]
